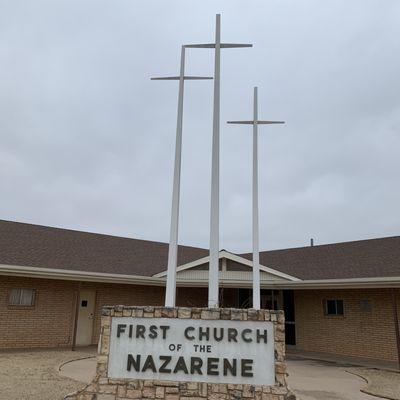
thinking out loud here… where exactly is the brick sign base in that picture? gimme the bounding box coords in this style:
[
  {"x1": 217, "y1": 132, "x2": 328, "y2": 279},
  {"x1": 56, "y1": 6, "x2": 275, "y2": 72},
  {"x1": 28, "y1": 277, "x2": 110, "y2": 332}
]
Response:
[{"x1": 65, "y1": 306, "x2": 296, "y2": 400}]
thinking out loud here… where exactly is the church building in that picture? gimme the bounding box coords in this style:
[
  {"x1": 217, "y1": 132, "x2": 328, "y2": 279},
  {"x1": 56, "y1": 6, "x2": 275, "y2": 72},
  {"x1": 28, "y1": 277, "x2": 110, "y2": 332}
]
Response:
[{"x1": 0, "y1": 219, "x2": 399, "y2": 365}]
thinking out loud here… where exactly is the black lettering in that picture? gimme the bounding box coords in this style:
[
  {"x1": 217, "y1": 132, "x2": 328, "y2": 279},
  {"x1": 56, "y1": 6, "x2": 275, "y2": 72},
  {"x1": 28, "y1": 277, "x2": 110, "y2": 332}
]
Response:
[
  {"x1": 207, "y1": 358, "x2": 219, "y2": 375},
  {"x1": 190, "y1": 357, "x2": 203, "y2": 374},
  {"x1": 159, "y1": 356, "x2": 172, "y2": 373},
  {"x1": 129, "y1": 324, "x2": 133, "y2": 338},
  {"x1": 199, "y1": 327, "x2": 210, "y2": 341},
  {"x1": 142, "y1": 355, "x2": 157, "y2": 372},
  {"x1": 228, "y1": 328, "x2": 238, "y2": 342},
  {"x1": 184, "y1": 326, "x2": 195, "y2": 340},
  {"x1": 223, "y1": 358, "x2": 237, "y2": 376},
  {"x1": 160, "y1": 325, "x2": 170, "y2": 339},
  {"x1": 213, "y1": 327, "x2": 224, "y2": 341},
  {"x1": 127, "y1": 354, "x2": 140, "y2": 371},
  {"x1": 117, "y1": 324, "x2": 126, "y2": 338},
  {"x1": 149, "y1": 325, "x2": 157, "y2": 339},
  {"x1": 173, "y1": 356, "x2": 189, "y2": 374},
  {"x1": 241, "y1": 329, "x2": 252, "y2": 343},
  {"x1": 256, "y1": 329, "x2": 268, "y2": 344},
  {"x1": 241, "y1": 359, "x2": 253, "y2": 377},
  {"x1": 136, "y1": 325, "x2": 145, "y2": 339}
]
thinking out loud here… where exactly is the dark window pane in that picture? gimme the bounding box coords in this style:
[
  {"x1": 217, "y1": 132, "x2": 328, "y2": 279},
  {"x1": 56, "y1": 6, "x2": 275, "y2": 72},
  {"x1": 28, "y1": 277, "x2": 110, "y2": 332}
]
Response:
[
  {"x1": 360, "y1": 299, "x2": 372, "y2": 312},
  {"x1": 336, "y1": 300, "x2": 344, "y2": 315},
  {"x1": 326, "y1": 300, "x2": 336, "y2": 314}
]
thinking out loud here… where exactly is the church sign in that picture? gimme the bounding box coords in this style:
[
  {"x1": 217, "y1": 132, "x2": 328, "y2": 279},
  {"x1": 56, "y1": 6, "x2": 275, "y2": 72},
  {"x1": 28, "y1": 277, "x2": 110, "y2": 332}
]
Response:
[
  {"x1": 108, "y1": 317, "x2": 275, "y2": 385},
  {"x1": 65, "y1": 306, "x2": 294, "y2": 400}
]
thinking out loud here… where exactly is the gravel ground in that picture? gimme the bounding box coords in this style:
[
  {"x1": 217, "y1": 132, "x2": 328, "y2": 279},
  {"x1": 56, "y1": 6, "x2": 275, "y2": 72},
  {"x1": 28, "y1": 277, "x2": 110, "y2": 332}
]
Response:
[
  {"x1": 347, "y1": 367, "x2": 400, "y2": 400},
  {"x1": 0, "y1": 348, "x2": 96, "y2": 400}
]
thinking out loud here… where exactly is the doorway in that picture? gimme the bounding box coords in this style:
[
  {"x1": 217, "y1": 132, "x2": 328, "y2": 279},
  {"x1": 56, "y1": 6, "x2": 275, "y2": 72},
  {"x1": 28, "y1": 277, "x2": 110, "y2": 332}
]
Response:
[
  {"x1": 283, "y1": 290, "x2": 296, "y2": 345},
  {"x1": 236, "y1": 288, "x2": 296, "y2": 345},
  {"x1": 76, "y1": 290, "x2": 96, "y2": 346}
]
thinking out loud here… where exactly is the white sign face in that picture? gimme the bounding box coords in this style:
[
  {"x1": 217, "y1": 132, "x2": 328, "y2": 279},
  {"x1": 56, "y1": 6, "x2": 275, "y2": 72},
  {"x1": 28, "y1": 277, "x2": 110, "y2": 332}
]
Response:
[{"x1": 108, "y1": 317, "x2": 275, "y2": 385}]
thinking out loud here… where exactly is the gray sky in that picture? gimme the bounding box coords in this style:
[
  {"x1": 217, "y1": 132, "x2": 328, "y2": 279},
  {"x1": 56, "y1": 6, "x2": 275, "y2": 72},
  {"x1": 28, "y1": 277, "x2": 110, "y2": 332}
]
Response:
[{"x1": 0, "y1": 0, "x2": 399, "y2": 253}]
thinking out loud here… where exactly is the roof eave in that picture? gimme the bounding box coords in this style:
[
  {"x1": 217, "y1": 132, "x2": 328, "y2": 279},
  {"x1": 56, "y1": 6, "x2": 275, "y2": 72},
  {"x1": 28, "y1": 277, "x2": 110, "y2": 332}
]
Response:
[
  {"x1": 0, "y1": 264, "x2": 165, "y2": 286},
  {"x1": 1, "y1": 264, "x2": 400, "y2": 289}
]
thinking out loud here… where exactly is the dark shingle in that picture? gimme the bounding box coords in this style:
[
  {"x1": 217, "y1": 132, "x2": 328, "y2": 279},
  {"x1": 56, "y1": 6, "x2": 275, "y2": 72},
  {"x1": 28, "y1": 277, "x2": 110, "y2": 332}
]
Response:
[
  {"x1": 0, "y1": 220, "x2": 207, "y2": 276},
  {"x1": 241, "y1": 237, "x2": 400, "y2": 280},
  {"x1": 0, "y1": 219, "x2": 399, "y2": 280}
]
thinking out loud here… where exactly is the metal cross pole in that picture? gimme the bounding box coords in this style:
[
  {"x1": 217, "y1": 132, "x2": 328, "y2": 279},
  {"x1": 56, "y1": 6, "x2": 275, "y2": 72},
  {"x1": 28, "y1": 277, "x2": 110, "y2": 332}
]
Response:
[
  {"x1": 185, "y1": 14, "x2": 252, "y2": 308},
  {"x1": 151, "y1": 46, "x2": 212, "y2": 307},
  {"x1": 227, "y1": 87, "x2": 284, "y2": 309}
]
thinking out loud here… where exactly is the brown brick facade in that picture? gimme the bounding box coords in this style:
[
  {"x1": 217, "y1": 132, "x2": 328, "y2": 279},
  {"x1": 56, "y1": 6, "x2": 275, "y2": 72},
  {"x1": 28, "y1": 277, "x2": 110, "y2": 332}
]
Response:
[
  {"x1": 294, "y1": 288, "x2": 400, "y2": 361},
  {"x1": 0, "y1": 276, "x2": 77, "y2": 348},
  {"x1": 0, "y1": 276, "x2": 207, "y2": 349},
  {"x1": 1, "y1": 275, "x2": 399, "y2": 364}
]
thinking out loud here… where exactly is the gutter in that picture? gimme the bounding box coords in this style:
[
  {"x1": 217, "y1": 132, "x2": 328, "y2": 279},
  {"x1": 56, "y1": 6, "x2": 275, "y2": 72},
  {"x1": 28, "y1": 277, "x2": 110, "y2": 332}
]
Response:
[
  {"x1": 1, "y1": 264, "x2": 400, "y2": 289},
  {"x1": 0, "y1": 264, "x2": 164, "y2": 286}
]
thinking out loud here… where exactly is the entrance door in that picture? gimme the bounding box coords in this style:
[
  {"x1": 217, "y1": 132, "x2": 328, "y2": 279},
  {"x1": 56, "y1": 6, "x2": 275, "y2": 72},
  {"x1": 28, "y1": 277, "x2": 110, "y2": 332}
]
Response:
[
  {"x1": 76, "y1": 290, "x2": 96, "y2": 346},
  {"x1": 283, "y1": 290, "x2": 296, "y2": 345}
]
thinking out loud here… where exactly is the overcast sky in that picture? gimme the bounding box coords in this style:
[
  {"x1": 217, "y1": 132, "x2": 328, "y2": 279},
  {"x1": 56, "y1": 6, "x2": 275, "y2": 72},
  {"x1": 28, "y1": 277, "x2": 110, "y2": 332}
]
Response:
[{"x1": 0, "y1": 0, "x2": 399, "y2": 252}]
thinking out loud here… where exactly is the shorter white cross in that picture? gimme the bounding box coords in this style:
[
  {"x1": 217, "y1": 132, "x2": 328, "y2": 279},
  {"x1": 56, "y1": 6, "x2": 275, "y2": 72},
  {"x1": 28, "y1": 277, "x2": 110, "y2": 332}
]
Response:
[{"x1": 227, "y1": 86, "x2": 284, "y2": 310}]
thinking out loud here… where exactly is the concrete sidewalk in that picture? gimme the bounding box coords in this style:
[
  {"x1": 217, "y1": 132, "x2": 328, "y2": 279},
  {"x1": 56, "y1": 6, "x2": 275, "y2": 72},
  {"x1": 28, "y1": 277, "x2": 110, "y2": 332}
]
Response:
[
  {"x1": 287, "y1": 347, "x2": 398, "y2": 371},
  {"x1": 59, "y1": 356, "x2": 97, "y2": 384},
  {"x1": 287, "y1": 359, "x2": 379, "y2": 400}
]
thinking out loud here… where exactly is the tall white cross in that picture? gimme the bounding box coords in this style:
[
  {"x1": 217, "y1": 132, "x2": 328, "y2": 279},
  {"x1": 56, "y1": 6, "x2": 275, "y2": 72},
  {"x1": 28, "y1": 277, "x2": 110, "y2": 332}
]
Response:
[
  {"x1": 228, "y1": 87, "x2": 284, "y2": 309},
  {"x1": 185, "y1": 14, "x2": 252, "y2": 308},
  {"x1": 152, "y1": 46, "x2": 212, "y2": 307}
]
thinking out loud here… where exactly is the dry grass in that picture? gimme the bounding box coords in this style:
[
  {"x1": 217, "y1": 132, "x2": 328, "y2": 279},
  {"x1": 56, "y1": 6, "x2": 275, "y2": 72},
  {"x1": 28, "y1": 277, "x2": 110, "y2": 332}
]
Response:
[{"x1": 0, "y1": 348, "x2": 96, "y2": 400}]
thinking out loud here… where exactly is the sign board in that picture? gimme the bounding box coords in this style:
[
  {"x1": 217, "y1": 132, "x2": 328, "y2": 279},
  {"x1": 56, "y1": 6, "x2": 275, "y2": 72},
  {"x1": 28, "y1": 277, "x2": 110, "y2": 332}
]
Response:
[{"x1": 108, "y1": 317, "x2": 275, "y2": 385}]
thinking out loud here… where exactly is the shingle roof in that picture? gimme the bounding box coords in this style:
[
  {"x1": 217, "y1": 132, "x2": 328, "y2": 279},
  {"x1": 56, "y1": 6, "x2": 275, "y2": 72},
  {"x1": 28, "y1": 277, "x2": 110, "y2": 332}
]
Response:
[
  {"x1": 241, "y1": 236, "x2": 400, "y2": 280},
  {"x1": 0, "y1": 219, "x2": 399, "y2": 280},
  {"x1": 0, "y1": 219, "x2": 207, "y2": 277}
]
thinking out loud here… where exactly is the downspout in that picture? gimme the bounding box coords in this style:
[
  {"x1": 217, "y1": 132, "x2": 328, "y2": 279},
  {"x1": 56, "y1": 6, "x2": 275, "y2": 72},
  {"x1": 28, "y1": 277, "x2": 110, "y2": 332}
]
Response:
[{"x1": 71, "y1": 281, "x2": 81, "y2": 351}]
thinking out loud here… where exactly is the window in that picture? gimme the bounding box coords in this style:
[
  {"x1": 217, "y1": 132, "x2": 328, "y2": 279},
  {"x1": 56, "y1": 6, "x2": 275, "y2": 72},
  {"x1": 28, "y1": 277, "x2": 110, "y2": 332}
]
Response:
[
  {"x1": 9, "y1": 288, "x2": 36, "y2": 306},
  {"x1": 360, "y1": 299, "x2": 373, "y2": 312},
  {"x1": 324, "y1": 299, "x2": 344, "y2": 316}
]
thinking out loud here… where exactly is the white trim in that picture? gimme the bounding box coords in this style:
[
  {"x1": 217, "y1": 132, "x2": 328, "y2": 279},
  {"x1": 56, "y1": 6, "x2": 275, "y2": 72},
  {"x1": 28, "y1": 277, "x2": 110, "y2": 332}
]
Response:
[
  {"x1": 152, "y1": 250, "x2": 301, "y2": 282},
  {"x1": 0, "y1": 264, "x2": 164, "y2": 286},
  {"x1": 1, "y1": 263, "x2": 400, "y2": 290}
]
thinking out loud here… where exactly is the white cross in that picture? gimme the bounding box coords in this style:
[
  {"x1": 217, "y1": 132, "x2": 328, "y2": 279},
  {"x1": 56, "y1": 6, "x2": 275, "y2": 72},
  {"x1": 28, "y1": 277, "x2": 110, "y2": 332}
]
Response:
[
  {"x1": 152, "y1": 46, "x2": 212, "y2": 307},
  {"x1": 227, "y1": 87, "x2": 284, "y2": 309},
  {"x1": 185, "y1": 14, "x2": 252, "y2": 308}
]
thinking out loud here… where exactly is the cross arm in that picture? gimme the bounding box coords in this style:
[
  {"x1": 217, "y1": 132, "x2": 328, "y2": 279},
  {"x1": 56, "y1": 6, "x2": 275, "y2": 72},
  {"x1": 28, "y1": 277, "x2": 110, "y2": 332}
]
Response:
[
  {"x1": 184, "y1": 43, "x2": 252, "y2": 49},
  {"x1": 151, "y1": 76, "x2": 213, "y2": 80},
  {"x1": 227, "y1": 120, "x2": 285, "y2": 125}
]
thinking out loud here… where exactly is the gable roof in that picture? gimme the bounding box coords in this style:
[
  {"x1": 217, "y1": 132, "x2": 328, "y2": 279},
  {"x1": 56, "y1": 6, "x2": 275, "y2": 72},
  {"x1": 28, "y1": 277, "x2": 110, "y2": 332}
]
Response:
[
  {"x1": 153, "y1": 250, "x2": 301, "y2": 281},
  {"x1": 0, "y1": 219, "x2": 399, "y2": 282}
]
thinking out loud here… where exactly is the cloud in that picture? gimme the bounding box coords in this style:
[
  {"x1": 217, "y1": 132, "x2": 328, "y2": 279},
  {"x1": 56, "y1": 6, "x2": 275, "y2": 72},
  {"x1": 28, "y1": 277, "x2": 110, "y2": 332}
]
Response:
[{"x1": 0, "y1": 0, "x2": 399, "y2": 252}]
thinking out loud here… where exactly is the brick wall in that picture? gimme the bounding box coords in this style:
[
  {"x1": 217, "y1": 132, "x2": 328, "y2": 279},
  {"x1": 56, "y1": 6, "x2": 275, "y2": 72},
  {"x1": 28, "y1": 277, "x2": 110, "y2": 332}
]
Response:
[
  {"x1": 294, "y1": 288, "x2": 400, "y2": 361},
  {"x1": 87, "y1": 283, "x2": 207, "y2": 344},
  {"x1": 2, "y1": 276, "x2": 400, "y2": 363},
  {"x1": 0, "y1": 276, "x2": 208, "y2": 349},
  {"x1": 0, "y1": 276, "x2": 77, "y2": 348}
]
